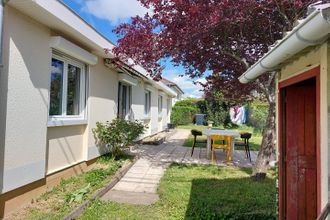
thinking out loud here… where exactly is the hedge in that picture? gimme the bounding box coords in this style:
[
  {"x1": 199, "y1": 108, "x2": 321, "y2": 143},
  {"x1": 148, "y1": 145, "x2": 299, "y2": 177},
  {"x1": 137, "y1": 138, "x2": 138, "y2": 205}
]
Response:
[{"x1": 171, "y1": 106, "x2": 197, "y2": 125}]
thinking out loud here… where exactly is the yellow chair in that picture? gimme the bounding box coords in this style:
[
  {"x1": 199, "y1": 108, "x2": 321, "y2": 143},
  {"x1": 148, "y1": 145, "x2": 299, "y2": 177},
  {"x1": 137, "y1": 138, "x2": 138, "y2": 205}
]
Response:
[{"x1": 210, "y1": 135, "x2": 233, "y2": 162}]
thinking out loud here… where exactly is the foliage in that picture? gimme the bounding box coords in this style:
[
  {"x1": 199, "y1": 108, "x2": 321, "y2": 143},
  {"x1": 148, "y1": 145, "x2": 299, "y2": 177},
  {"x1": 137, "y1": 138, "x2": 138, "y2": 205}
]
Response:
[
  {"x1": 112, "y1": 0, "x2": 317, "y2": 101},
  {"x1": 112, "y1": 0, "x2": 321, "y2": 173},
  {"x1": 248, "y1": 100, "x2": 269, "y2": 129},
  {"x1": 85, "y1": 160, "x2": 123, "y2": 187},
  {"x1": 170, "y1": 99, "x2": 199, "y2": 125},
  {"x1": 93, "y1": 118, "x2": 146, "y2": 158},
  {"x1": 174, "y1": 98, "x2": 198, "y2": 107},
  {"x1": 205, "y1": 91, "x2": 235, "y2": 127},
  {"x1": 80, "y1": 164, "x2": 276, "y2": 219},
  {"x1": 196, "y1": 99, "x2": 207, "y2": 114},
  {"x1": 170, "y1": 106, "x2": 197, "y2": 125},
  {"x1": 65, "y1": 184, "x2": 90, "y2": 204}
]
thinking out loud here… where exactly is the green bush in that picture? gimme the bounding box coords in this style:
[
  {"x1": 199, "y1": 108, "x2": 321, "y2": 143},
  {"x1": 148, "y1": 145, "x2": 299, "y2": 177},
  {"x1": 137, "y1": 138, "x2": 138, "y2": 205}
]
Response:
[
  {"x1": 248, "y1": 101, "x2": 269, "y2": 129},
  {"x1": 174, "y1": 98, "x2": 199, "y2": 107},
  {"x1": 92, "y1": 118, "x2": 146, "y2": 158},
  {"x1": 171, "y1": 106, "x2": 197, "y2": 125},
  {"x1": 204, "y1": 92, "x2": 231, "y2": 127}
]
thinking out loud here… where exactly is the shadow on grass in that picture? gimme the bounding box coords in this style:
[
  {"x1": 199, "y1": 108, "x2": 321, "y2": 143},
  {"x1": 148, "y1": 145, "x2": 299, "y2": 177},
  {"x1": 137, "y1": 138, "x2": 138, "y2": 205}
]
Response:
[{"x1": 184, "y1": 177, "x2": 276, "y2": 220}]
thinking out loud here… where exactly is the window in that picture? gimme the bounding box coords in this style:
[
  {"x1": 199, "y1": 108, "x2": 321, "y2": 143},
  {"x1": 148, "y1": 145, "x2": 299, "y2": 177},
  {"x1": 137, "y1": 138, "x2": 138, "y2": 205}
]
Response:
[
  {"x1": 158, "y1": 95, "x2": 163, "y2": 114},
  {"x1": 144, "y1": 90, "x2": 151, "y2": 115},
  {"x1": 118, "y1": 82, "x2": 132, "y2": 119},
  {"x1": 49, "y1": 54, "x2": 86, "y2": 122}
]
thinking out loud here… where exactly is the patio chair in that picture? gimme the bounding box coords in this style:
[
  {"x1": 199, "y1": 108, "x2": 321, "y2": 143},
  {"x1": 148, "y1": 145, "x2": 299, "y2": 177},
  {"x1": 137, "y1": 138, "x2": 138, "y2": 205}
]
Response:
[
  {"x1": 191, "y1": 129, "x2": 207, "y2": 156},
  {"x1": 211, "y1": 135, "x2": 233, "y2": 162},
  {"x1": 234, "y1": 132, "x2": 252, "y2": 162}
]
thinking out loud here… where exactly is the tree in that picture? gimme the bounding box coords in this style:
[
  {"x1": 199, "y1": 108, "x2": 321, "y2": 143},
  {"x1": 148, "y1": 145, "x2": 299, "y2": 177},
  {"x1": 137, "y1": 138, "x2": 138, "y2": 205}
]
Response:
[{"x1": 112, "y1": 0, "x2": 323, "y2": 177}]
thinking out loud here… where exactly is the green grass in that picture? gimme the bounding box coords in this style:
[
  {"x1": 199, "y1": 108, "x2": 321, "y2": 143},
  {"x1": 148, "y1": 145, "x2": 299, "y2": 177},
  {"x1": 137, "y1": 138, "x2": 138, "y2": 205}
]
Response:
[
  {"x1": 80, "y1": 164, "x2": 276, "y2": 219},
  {"x1": 180, "y1": 124, "x2": 263, "y2": 151},
  {"x1": 15, "y1": 154, "x2": 133, "y2": 220}
]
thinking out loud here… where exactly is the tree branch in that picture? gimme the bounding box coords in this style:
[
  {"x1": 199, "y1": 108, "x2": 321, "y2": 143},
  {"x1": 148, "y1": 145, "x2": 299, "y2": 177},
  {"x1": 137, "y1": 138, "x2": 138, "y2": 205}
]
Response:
[{"x1": 222, "y1": 50, "x2": 250, "y2": 70}]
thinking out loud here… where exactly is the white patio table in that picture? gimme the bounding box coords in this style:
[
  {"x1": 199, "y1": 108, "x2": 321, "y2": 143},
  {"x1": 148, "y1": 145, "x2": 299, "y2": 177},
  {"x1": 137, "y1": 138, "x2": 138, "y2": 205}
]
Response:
[{"x1": 202, "y1": 128, "x2": 240, "y2": 159}]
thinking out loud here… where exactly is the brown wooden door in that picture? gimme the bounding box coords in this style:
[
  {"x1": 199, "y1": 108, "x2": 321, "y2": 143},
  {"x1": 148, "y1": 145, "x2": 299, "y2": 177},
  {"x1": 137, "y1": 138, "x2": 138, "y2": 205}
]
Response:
[{"x1": 285, "y1": 78, "x2": 317, "y2": 220}]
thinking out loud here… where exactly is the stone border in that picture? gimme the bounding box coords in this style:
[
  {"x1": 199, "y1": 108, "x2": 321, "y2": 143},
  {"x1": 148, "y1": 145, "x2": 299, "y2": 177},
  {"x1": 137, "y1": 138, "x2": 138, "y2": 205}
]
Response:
[{"x1": 63, "y1": 156, "x2": 139, "y2": 220}]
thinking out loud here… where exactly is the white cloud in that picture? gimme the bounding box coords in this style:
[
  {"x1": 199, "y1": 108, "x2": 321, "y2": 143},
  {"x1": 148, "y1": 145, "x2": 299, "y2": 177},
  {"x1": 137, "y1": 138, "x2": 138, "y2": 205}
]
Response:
[
  {"x1": 80, "y1": 0, "x2": 151, "y2": 25},
  {"x1": 163, "y1": 70, "x2": 205, "y2": 98}
]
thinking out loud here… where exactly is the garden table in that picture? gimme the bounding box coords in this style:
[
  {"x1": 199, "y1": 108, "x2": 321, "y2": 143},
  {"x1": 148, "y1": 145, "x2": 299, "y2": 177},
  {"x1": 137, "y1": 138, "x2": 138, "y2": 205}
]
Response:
[{"x1": 202, "y1": 128, "x2": 240, "y2": 160}]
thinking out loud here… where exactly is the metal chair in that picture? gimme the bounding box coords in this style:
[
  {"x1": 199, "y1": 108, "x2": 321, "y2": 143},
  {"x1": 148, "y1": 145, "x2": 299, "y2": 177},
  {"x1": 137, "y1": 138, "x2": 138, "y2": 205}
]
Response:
[
  {"x1": 234, "y1": 132, "x2": 252, "y2": 162},
  {"x1": 190, "y1": 129, "x2": 206, "y2": 156}
]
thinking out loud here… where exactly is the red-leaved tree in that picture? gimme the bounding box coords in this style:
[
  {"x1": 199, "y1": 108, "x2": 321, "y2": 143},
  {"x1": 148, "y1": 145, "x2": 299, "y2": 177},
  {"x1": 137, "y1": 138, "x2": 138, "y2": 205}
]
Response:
[{"x1": 113, "y1": 0, "x2": 324, "y2": 177}]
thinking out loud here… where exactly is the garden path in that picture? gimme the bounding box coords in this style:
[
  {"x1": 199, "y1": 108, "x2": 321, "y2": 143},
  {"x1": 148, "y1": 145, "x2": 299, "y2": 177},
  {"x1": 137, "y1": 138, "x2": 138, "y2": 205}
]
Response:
[{"x1": 101, "y1": 129, "x2": 258, "y2": 205}]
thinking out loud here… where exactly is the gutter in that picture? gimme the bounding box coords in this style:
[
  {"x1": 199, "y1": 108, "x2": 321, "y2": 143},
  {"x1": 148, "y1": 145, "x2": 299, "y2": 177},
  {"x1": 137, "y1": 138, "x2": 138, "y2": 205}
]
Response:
[{"x1": 239, "y1": 5, "x2": 330, "y2": 84}]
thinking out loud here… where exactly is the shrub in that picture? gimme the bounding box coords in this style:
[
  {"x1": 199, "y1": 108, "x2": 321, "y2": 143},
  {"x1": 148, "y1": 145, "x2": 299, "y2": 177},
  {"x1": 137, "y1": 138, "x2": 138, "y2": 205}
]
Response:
[
  {"x1": 174, "y1": 98, "x2": 199, "y2": 108},
  {"x1": 92, "y1": 118, "x2": 146, "y2": 158},
  {"x1": 205, "y1": 92, "x2": 231, "y2": 127},
  {"x1": 171, "y1": 106, "x2": 197, "y2": 125},
  {"x1": 248, "y1": 100, "x2": 269, "y2": 129}
]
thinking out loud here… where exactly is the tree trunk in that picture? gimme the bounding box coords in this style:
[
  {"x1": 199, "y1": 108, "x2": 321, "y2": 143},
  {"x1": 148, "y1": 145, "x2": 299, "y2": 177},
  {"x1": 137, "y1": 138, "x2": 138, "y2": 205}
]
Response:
[{"x1": 252, "y1": 101, "x2": 276, "y2": 179}]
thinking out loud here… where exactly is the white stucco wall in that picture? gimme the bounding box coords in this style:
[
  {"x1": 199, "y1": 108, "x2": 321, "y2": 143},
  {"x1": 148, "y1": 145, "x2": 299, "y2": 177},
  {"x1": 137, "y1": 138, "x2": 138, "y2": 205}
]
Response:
[
  {"x1": 0, "y1": 5, "x2": 175, "y2": 194},
  {"x1": 47, "y1": 125, "x2": 86, "y2": 174},
  {"x1": 86, "y1": 60, "x2": 118, "y2": 160},
  {"x1": 0, "y1": 6, "x2": 50, "y2": 193}
]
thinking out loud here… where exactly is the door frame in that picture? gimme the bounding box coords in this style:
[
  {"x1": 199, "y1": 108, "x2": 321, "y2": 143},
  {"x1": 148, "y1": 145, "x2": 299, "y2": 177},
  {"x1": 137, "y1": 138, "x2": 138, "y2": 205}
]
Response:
[{"x1": 278, "y1": 66, "x2": 321, "y2": 219}]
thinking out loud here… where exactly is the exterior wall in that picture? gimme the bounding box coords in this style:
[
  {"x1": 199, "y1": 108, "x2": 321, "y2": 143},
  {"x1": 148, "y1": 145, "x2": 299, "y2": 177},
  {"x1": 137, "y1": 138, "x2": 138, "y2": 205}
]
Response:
[
  {"x1": 47, "y1": 125, "x2": 86, "y2": 174},
  {"x1": 0, "y1": 6, "x2": 50, "y2": 193},
  {"x1": 278, "y1": 43, "x2": 328, "y2": 210},
  {"x1": 0, "y1": 4, "x2": 175, "y2": 217},
  {"x1": 86, "y1": 60, "x2": 118, "y2": 160}
]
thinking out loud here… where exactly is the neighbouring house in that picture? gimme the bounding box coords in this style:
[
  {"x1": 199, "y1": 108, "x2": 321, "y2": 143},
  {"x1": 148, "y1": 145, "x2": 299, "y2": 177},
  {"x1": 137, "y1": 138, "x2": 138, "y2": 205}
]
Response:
[
  {"x1": 0, "y1": 0, "x2": 180, "y2": 217},
  {"x1": 161, "y1": 77, "x2": 184, "y2": 105},
  {"x1": 239, "y1": 3, "x2": 330, "y2": 219}
]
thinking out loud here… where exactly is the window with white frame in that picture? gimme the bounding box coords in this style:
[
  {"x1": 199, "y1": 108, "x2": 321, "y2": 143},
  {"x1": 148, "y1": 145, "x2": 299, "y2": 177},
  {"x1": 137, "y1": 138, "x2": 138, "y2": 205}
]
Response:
[
  {"x1": 158, "y1": 95, "x2": 163, "y2": 114},
  {"x1": 144, "y1": 90, "x2": 151, "y2": 115},
  {"x1": 49, "y1": 54, "x2": 86, "y2": 120},
  {"x1": 118, "y1": 82, "x2": 132, "y2": 119}
]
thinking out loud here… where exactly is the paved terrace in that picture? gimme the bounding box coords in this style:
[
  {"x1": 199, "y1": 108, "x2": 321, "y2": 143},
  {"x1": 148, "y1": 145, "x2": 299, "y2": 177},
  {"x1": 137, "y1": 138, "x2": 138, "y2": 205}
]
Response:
[
  {"x1": 102, "y1": 129, "x2": 258, "y2": 205},
  {"x1": 134, "y1": 129, "x2": 258, "y2": 167}
]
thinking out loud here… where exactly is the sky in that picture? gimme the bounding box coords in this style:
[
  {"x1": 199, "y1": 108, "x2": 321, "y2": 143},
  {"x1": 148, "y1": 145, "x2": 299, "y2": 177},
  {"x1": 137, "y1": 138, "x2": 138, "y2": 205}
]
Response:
[{"x1": 62, "y1": 0, "x2": 206, "y2": 98}]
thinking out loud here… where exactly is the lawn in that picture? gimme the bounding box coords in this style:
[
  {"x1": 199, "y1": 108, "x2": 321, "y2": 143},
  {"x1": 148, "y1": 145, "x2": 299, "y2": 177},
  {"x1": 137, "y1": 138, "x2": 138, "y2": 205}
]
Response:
[
  {"x1": 180, "y1": 124, "x2": 263, "y2": 151},
  {"x1": 10, "y1": 154, "x2": 133, "y2": 220},
  {"x1": 80, "y1": 164, "x2": 276, "y2": 219}
]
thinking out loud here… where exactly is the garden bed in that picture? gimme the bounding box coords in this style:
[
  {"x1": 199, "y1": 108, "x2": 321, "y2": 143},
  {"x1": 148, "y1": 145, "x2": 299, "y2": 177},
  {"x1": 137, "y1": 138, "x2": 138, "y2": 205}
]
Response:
[{"x1": 7, "y1": 154, "x2": 134, "y2": 220}]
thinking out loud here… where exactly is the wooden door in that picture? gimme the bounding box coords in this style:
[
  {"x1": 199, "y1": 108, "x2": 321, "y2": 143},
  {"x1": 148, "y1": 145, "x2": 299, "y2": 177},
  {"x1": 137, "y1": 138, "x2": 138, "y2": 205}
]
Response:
[{"x1": 285, "y1": 78, "x2": 317, "y2": 220}]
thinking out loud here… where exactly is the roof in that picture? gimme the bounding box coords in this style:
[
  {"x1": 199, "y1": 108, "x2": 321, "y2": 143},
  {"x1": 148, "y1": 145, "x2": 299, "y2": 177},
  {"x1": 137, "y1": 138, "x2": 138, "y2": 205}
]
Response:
[
  {"x1": 161, "y1": 78, "x2": 184, "y2": 94},
  {"x1": 7, "y1": 0, "x2": 177, "y2": 97},
  {"x1": 238, "y1": 2, "x2": 330, "y2": 83}
]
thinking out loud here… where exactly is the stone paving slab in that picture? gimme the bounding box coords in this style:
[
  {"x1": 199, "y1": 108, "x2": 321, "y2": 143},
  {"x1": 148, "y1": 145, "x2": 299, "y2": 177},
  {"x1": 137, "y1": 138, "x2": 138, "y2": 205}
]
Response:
[{"x1": 101, "y1": 190, "x2": 159, "y2": 205}]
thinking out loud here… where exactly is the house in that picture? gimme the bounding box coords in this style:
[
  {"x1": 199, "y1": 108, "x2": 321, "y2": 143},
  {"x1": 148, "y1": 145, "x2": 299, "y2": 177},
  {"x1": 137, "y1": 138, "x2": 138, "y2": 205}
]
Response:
[
  {"x1": 0, "y1": 0, "x2": 180, "y2": 217},
  {"x1": 161, "y1": 77, "x2": 184, "y2": 105},
  {"x1": 239, "y1": 3, "x2": 330, "y2": 219}
]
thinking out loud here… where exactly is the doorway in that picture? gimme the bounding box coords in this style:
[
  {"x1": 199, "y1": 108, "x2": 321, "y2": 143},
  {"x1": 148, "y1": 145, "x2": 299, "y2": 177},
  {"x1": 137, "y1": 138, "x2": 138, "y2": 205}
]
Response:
[{"x1": 279, "y1": 67, "x2": 320, "y2": 220}]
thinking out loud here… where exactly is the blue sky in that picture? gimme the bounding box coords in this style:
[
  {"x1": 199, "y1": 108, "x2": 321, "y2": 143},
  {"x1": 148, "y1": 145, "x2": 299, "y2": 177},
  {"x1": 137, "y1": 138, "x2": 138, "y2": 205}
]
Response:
[{"x1": 62, "y1": 0, "x2": 206, "y2": 98}]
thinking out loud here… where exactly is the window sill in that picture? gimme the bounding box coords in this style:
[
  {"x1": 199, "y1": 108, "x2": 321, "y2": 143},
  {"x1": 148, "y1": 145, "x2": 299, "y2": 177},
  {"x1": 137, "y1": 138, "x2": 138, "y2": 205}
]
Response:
[{"x1": 47, "y1": 118, "x2": 87, "y2": 127}]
